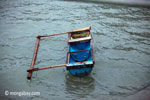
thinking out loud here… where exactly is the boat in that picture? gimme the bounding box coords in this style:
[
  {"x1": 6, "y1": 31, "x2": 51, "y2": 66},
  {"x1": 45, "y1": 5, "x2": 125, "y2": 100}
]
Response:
[
  {"x1": 66, "y1": 27, "x2": 95, "y2": 76},
  {"x1": 27, "y1": 26, "x2": 95, "y2": 80}
]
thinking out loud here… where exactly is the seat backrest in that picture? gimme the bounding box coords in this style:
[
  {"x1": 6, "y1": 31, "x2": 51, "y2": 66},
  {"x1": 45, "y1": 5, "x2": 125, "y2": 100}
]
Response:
[
  {"x1": 70, "y1": 41, "x2": 91, "y2": 52},
  {"x1": 70, "y1": 51, "x2": 91, "y2": 62}
]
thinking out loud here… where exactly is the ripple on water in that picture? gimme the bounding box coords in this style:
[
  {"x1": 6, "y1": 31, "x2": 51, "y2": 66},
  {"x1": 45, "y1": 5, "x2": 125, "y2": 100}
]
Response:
[{"x1": 0, "y1": 0, "x2": 150, "y2": 100}]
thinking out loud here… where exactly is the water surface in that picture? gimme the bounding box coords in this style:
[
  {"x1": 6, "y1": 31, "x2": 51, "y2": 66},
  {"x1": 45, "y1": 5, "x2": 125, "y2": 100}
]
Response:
[{"x1": 0, "y1": 0, "x2": 150, "y2": 100}]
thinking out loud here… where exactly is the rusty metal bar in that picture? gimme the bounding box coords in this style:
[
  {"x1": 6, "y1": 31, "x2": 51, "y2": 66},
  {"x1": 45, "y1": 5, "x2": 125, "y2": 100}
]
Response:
[
  {"x1": 27, "y1": 61, "x2": 93, "y2": 72},
  {"x1": 27, "y1": 36, "x2": 40, "y2": 80}
]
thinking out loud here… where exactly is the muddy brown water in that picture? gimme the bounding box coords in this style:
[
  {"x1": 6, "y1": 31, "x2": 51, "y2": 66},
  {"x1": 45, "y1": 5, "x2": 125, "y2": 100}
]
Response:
[{"x1": 0, "y1": 0, "x2": 150, "y2": 100}]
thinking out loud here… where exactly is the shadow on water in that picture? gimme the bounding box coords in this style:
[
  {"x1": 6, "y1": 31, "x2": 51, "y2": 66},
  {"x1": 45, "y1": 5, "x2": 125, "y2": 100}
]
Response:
[{"x1": 65, "y1": 73, "x2": 95, "y2": 99}]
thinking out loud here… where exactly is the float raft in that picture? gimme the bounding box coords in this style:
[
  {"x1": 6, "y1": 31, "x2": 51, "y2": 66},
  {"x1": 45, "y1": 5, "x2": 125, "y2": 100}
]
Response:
[
  {"x1": 27, "y1": 27, "x2": 95, "y2": 80},
  {"x1": 66, "y1": 27, "x2": 95, "y2": 76}
]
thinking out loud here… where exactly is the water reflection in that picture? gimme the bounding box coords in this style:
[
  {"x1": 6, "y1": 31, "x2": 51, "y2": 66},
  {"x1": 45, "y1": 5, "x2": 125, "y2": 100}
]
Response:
[{"x1": 65, "y1": 73, "x2": 95, "y2": 99}]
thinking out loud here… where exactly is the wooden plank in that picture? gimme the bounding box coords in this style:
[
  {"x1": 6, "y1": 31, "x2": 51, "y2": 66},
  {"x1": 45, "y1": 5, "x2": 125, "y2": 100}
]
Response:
[
  {"x1": 68, "y1": 35, "x2": 92, "y2": 43},
  {"x1": 71, "y1": 26, "x2": 91, "y2": 33},
  {"x1": 37, "y1": 26, "x2": 91, "y2": 38},
  {"x1": 66, "y1": 61, "x2": 93, "y2": 67}
]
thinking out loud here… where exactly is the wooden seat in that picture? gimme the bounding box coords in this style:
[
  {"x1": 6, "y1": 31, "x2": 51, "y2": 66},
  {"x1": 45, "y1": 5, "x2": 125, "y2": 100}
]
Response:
[{"x1": 68, "y1": 35, "x2": 92, "y2": 43}]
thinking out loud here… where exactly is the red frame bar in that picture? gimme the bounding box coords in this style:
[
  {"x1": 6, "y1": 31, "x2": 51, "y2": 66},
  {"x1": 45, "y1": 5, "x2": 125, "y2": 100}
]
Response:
[{"x1": 27, "y1": 36, "x2": 40, "y2": 80}]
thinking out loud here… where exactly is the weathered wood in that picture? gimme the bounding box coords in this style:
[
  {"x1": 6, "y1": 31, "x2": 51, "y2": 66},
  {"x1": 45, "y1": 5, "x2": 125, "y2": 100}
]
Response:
[
  {"x1": 71, "y1": 26, "x2": 91, "y2": 33},
  {"x1": 37, "y1": 26, "x2": 91, "y2": 38},
  {"x1": 68, "y1": 35, "x2": 92, "y2": 43}
]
